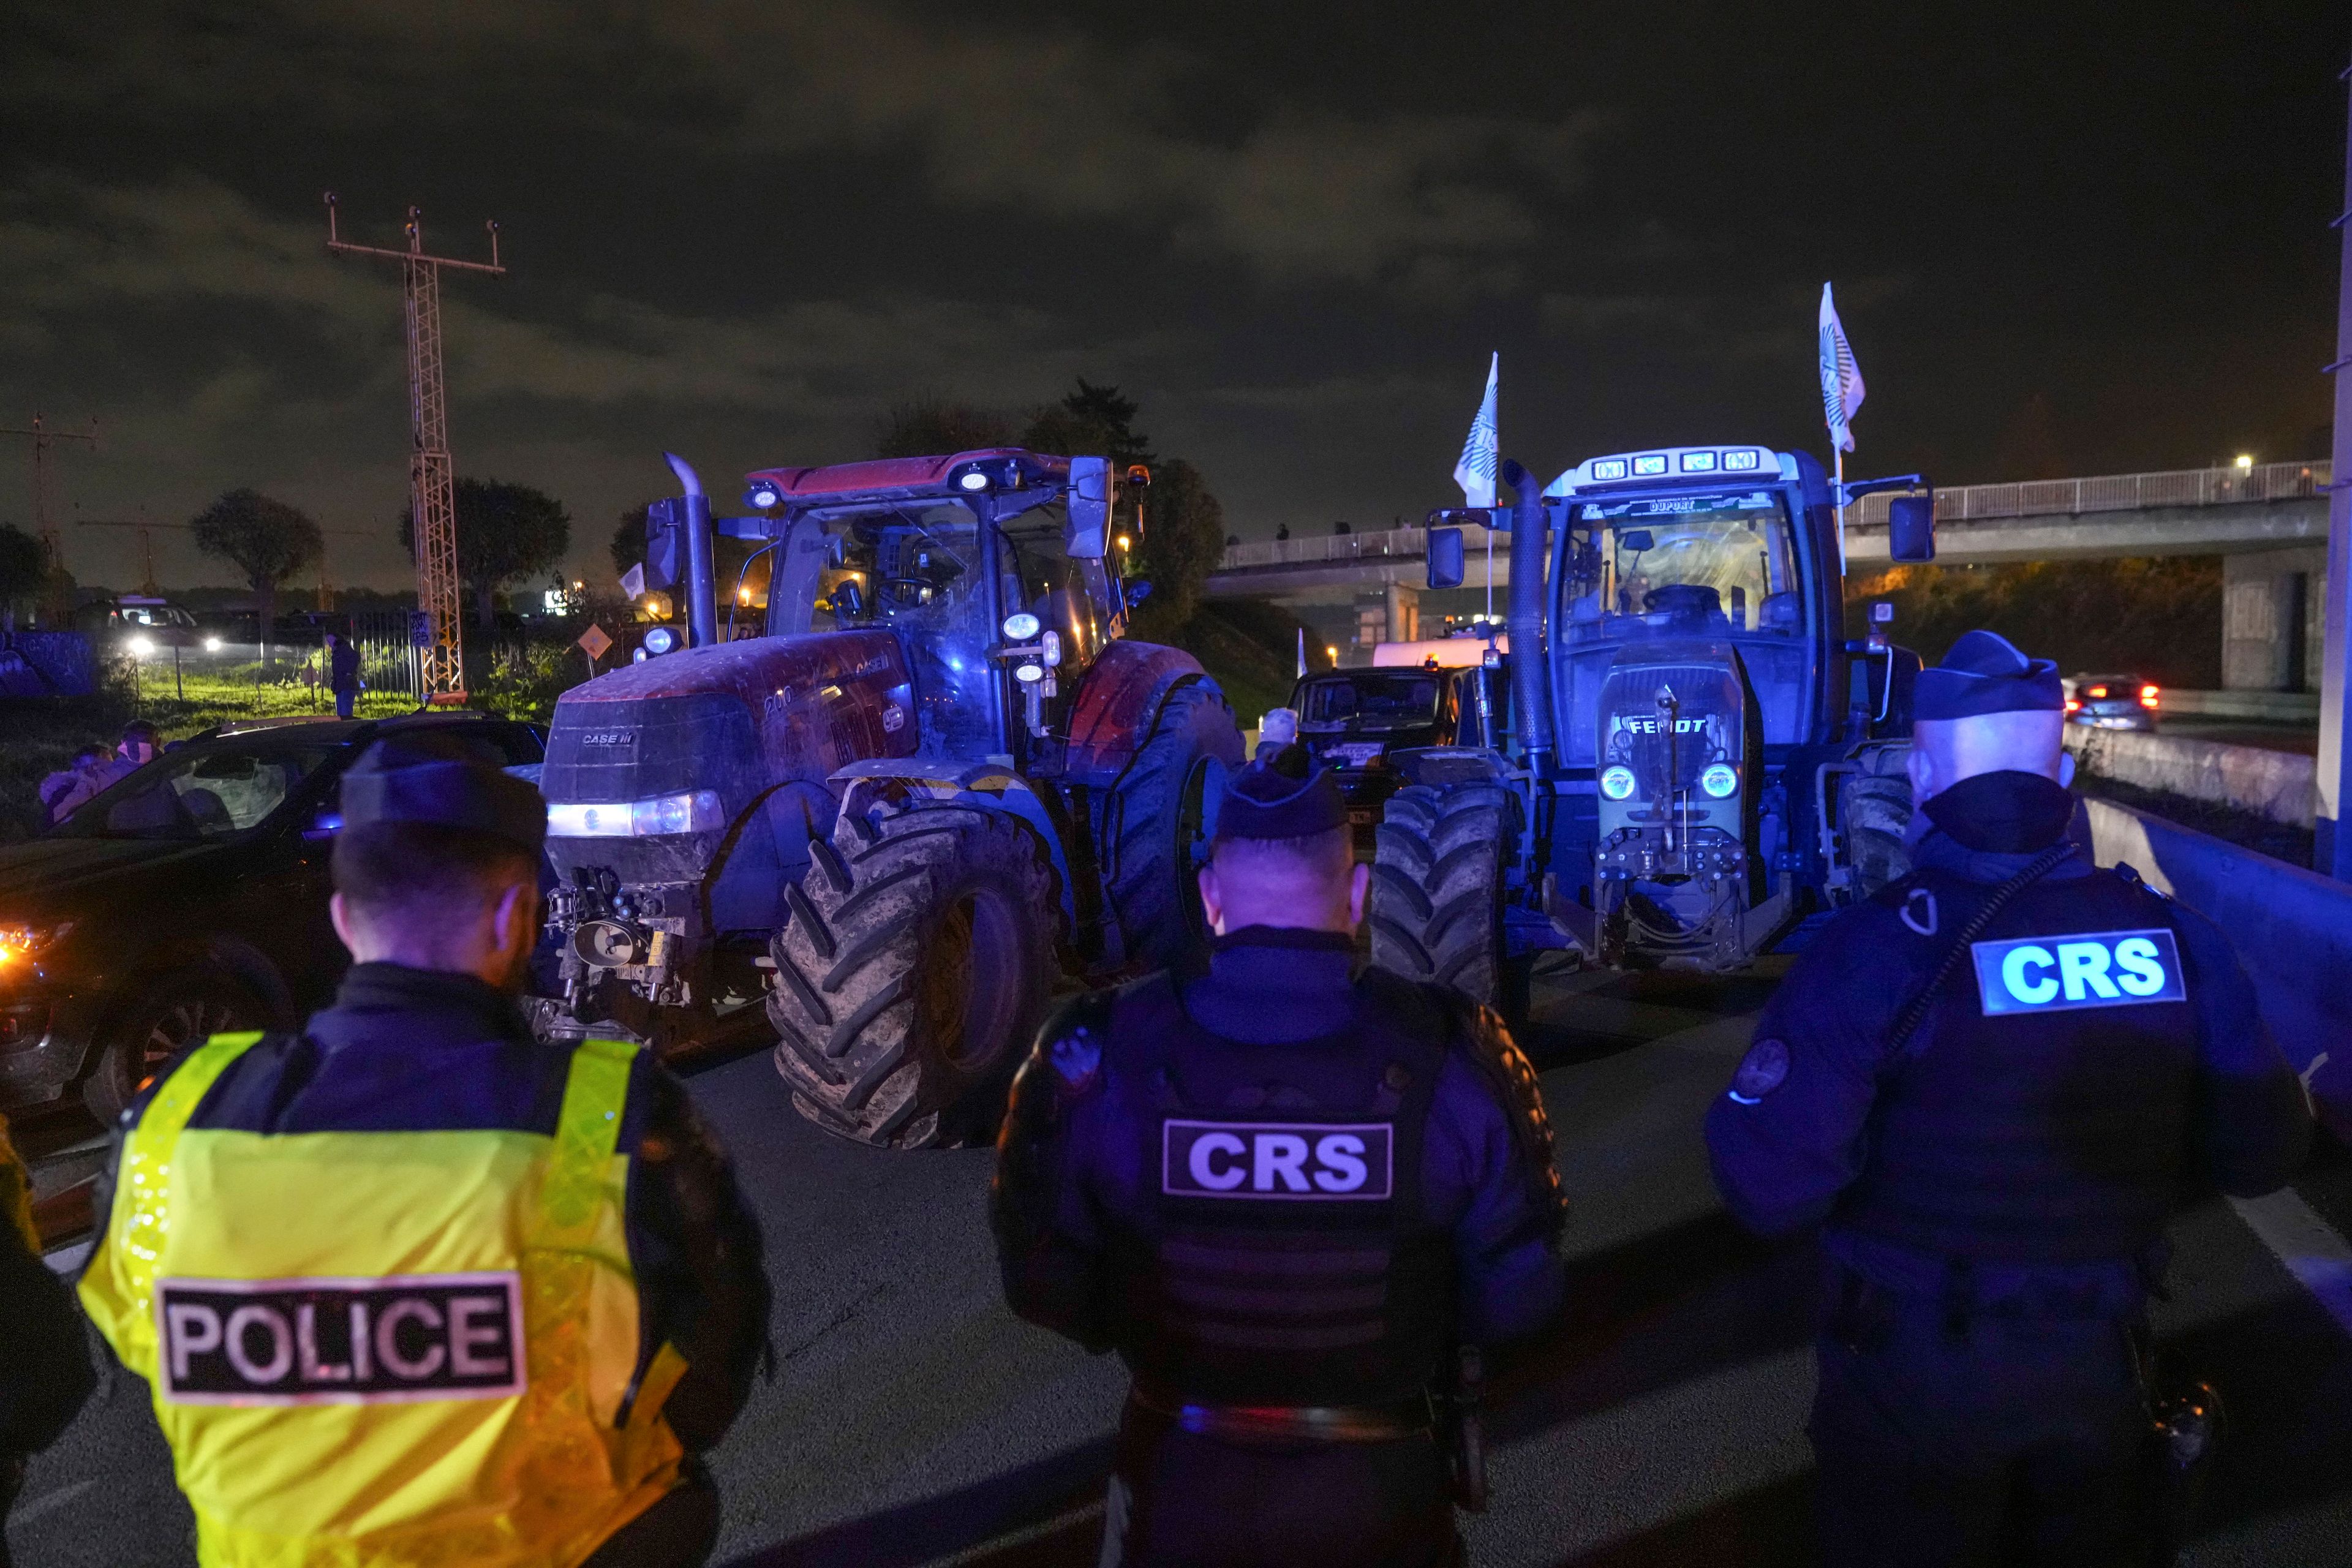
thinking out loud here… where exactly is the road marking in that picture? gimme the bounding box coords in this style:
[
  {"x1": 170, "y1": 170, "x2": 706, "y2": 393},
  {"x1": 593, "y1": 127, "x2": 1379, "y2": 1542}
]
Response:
[{"x1": 2229, "y1": 1189, "x2": 2352, "y2": 1343}]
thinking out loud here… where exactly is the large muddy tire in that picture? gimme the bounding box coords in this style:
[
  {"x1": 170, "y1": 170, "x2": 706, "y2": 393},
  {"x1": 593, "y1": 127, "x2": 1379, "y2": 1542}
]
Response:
[
  {"x1": 1845, "y1": 744, "x2": 1914, "y2": 899},
  {"x1": 1101, "y1": 679, "x2": 1243, "y2": 971},
  {"x1": 769, "y1": 800, "x2": 1058, "y2": 1148},
  {"x1": 1368, "y1": 779, "x2": 1520, "y2": 1009}
]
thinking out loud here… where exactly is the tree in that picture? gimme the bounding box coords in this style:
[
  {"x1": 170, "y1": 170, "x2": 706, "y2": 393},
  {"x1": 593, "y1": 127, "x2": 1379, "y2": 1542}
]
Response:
[
  {"x1": 873, "y1": 396, "x2": 1015, "y2": 459},
  {"x1": 0, "y1": 525, "x2": 47, "y2": 631},
  {"x1": 401, "y1": 478, "x2": 571, "y2": 629},
  {"x1": 190, "y1": 489, "x2": 323, "y2": 656},
  {"x1": 1127, "y1": 458, "x2": 1226, "y2": 635},
  {"x1": 611, "y1": 502, "x2": 653, "y2": 577},
  {"x1": 1020, "y1": 379, "x2": 1155, "y2": 471}
]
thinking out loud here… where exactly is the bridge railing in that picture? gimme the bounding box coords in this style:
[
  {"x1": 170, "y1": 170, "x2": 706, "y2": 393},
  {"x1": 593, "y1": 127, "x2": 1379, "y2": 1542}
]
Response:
[
  {"x1": 1850, "y1": 459, "x2": 2331, "y2": 527},
  {"x1": 1219, "y1": 523, "x2": 1496, "y2": 570},
  {"x1": 1215, "y1": 460, "x2": 2334, "y2": 574}
]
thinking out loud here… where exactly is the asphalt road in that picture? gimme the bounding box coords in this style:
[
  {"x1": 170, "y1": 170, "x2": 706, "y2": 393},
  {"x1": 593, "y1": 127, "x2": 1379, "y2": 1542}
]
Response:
[{"x1": 17, "y1": 960, "x2": 2352, "y2": 1567}]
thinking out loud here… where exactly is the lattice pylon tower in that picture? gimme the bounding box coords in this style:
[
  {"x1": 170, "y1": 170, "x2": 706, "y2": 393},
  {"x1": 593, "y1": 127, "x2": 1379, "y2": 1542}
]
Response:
[
  {"x1": 403, "y1": 255, "x2": 464, "y2": 698},
  {"x1": 326, "y1": 195, "x2": 503, "y2": 703}
]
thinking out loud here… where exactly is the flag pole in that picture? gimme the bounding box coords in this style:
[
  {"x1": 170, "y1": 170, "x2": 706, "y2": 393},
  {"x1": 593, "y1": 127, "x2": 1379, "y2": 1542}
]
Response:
[{"x1": 1834, "y1": 447, "x2": 1848, "y2": 575}]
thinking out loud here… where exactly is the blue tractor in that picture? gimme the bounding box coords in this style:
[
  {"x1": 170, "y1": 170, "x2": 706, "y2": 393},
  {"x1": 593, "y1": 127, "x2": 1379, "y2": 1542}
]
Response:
[{"x1": 1367, "y1": 445, "x2": 1937, "y2": 1003}]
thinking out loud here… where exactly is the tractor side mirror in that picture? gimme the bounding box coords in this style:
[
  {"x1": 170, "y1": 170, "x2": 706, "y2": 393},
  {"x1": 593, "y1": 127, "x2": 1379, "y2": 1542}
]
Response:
[
  {"x1": 1620, "y1": 529, "x2": 1655, "y2": 552},
  {"x1": 1427, "y1": 527, "x2": 1466, "y2": 590},
  {"x1": 1066, "y1": 456, "x2": 1111, "y2": 559},
  {"x1": 643, "y1": 497, "x2": 685, "y2": 590},
  {"x1": 829, "y1": 578, "x2": 865, "y2": 620},
  {"x1": 1887, "y1": 494, "x2": 1936, "y2": 563}
]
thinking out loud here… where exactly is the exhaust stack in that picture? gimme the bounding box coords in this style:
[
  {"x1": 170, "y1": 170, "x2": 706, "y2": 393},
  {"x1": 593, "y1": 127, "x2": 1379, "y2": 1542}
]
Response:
[
  {"x1": 1501, "y1": 458, "x2": 1555, "y2": 775},
  {"x1": 665, "y1": 451, "x2": 719, "y2": 649}
]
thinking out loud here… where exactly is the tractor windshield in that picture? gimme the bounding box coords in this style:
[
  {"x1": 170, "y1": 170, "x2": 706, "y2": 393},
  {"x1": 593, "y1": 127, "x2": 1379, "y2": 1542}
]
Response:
[{"x1": 1564, "y1": 491, "x2": 1799, "y2": 641}]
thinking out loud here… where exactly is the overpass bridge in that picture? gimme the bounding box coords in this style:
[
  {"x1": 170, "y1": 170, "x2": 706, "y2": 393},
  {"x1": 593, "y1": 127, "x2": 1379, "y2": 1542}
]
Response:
[{"x1": 1206, "y1": 459, "x2": 2332, "y2": 690}]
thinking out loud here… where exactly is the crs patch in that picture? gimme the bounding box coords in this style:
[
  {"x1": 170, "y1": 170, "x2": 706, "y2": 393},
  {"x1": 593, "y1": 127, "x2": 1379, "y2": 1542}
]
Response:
[
  {"x1": 1161, "y1": 1120, "x2": 1392, "y2": 1201},
  {"x1": 157, "y1": 1272, "x2": 525, "y2": 1406},
  {"x1": 1972, "y1": 928, "x2": 2188, "y2": 1017}
]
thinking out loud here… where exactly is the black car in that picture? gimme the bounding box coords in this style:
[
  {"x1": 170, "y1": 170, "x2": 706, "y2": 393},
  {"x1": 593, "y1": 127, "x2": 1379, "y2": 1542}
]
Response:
[
  {"x1": 0, "y1": 712, "x2": 546, "y2": 1124},
  {"x1": 1291, "y1": 657, "x2": 1512, "y2": 840}
]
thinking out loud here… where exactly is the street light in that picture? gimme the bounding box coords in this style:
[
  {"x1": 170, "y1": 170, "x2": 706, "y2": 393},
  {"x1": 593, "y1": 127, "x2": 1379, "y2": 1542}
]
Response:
[
  {"x1": 2235, "y1": 454, "x2": 2255, "y2": 470},
  {"x1": 1115, "y1": 534, "x2": 1132, "y2": 551},
  {"x1": 1325, "y1": 644, "x2": 1339, "y2": 664}
]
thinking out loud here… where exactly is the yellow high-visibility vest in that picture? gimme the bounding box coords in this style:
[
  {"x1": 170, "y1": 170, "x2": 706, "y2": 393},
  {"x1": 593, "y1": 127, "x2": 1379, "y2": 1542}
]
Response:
[{"x1": 79, "y1": 1031, "x2": 687, "y2": 1568}]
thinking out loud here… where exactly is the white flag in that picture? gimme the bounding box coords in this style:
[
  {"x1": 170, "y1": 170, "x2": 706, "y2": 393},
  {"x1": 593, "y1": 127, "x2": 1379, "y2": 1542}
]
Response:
[
  {"x1": 1452, "y1": 352, "x2": 1499, "y2": 507},
  {"x1": 1297, "y1": 627, "x2": 1307, "y2": 679},
  {"x1": 619, "y1": 562, "x2": 646, "y2": 600},
  {"x1": 1819, "y1": 283, "x2": 1865, "y2": 454}
]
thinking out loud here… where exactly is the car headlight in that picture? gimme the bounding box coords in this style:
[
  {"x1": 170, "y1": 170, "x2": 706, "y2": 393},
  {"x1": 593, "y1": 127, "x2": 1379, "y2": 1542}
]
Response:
[
  {"x1": 1599, "y1": 766, "x2": 1637, "y2": 801},
  {"x1": 546, "y1": 791, "x2": 724, "y2": 838},
  {"x1": 1701, "y1": 763, "x2": 1740, "y2": 797},
  {"x1": 0, "y1": 921, "x2": 74, "y2": 971}
]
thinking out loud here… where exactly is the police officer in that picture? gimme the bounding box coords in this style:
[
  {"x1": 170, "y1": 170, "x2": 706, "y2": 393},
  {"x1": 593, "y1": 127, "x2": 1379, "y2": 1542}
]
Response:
[
  {"x1": 0, "y1": 1110, "x2": 96, "y2": 1568},
  {"x1": 1705, "y1": 631, "x2": 2311, "y2": 1567},
  {"x1": 78, "y1": 734, "x2": 769, "y2": 1568},
  {"x1": 993, "y1": 748, "x2": 1567, "y2": 1567}
]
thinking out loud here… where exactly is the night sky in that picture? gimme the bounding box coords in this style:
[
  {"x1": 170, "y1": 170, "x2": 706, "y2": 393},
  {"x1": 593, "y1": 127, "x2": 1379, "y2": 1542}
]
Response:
[{"x1": 3, "y1": 1, "x2": 2345, "y2": 592}]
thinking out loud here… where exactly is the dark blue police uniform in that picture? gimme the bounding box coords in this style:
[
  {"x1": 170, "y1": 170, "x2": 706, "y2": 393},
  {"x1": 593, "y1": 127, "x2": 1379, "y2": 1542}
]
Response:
[
  {"x1": 1706, "y1": 634, "x2": 2311, "y2": 1567},
  {"x1": 993, "y1": 756, "x2": 1566, "y2": 1568}
]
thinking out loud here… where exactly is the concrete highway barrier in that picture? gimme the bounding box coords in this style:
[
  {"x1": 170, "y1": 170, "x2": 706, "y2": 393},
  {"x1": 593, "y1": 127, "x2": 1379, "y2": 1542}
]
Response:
[
  {"x1": 2085, "y1": 797, "x2": 2351, "y2": 1138},
  {"x1": 2067, "y1": 726, "x2": 2315, "y2": 827}
]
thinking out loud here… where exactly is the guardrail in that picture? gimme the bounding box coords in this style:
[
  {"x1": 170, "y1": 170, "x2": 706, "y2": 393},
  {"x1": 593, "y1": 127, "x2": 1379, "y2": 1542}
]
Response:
[
  {"x1": 1219, "y1": 523, "x2": 1494, "y2": 571},
  {"x1": 1850, "y1": 460, "x2": 2331, "y2": 527}
]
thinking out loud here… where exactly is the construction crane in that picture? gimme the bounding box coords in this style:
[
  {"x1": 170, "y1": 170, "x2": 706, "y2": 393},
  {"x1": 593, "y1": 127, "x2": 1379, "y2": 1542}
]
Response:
[
  {"x1": 324, "y1": 194, "x2": 503, "y2": 704},
  {"x1": 74, "y1": 505, "x2": 167, "y2": 596},
  {"x1": 0, "y1": 413, "x2": 100, "y2": 623}
]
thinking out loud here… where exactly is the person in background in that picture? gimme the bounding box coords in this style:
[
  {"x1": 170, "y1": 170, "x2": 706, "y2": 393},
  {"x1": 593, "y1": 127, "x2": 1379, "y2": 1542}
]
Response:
[
  {"x1": 1706, "y1": 630, "x2": 2310, "y2": 1567},
  {"x1": 994, "y1": 750, "x2": 1566, "y2": 1567},
  {"x1": 78, "y1": 734, "x2": 770, "y2": 1568},
  {"x1": 38, "y1": 744, "x2": 111, "y2": 826},
  {"x1": 326, "y1": 632, "x2": 361, "y2": 720},
  {"x1": 106, "y1": 721, "x2": 159, "y2": 780},
  {"x1": 0, "y1": 1109, "x2": 98, "y2": 1568},
  {"x1": 1254, "y1": 706, "x2": 1299, "y2": 764}
]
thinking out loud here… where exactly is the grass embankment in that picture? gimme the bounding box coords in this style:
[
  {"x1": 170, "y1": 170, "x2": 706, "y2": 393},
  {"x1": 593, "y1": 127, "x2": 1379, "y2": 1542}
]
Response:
[{"x1": 1847, "y1": 557, "x2": 2223, "y2": 687}]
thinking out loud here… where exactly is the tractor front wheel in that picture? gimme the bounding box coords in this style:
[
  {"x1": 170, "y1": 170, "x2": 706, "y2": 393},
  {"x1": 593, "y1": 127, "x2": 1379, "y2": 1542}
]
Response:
[
  {"x1": 1368, "y1": 779, "x2": 1520, "y2": 1012},
  {"x1": 769, "y1": 799, "x2": 1058, "y2": 1148}
]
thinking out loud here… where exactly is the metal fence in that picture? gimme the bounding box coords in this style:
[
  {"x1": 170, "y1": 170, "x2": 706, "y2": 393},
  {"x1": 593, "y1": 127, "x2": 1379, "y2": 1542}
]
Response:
[
  {"x1": 1850, "y1": 460, "x2": 2332, "y2": 528},
  {"x1": 1220, "y1": 523, "x2": 1500, "y2": 571}
]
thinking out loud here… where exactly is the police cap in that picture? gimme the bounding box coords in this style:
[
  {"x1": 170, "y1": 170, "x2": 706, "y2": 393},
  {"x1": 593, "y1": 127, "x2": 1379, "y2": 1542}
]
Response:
[
  {"x1": 1913, "y1": 630, "x2": 2064, "y2": 722},
  {"x1": 1213, "y1": 744, "x2": 1346, "y2": 842},
  {"x1": 340, "y1": 731, "x2": 546, "y2": 856}
]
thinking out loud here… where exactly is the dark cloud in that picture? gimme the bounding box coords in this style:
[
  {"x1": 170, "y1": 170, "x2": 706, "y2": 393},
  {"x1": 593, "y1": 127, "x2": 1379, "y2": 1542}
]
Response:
[{"x1": 0, "y1": 0, "x2": 2341, "y2": 589}]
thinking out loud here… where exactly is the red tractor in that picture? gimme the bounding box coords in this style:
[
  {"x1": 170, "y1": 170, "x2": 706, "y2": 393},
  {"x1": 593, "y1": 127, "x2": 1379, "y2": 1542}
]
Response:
[{"x1": 531, "y1": 449, "x2": 1242, "y2": 1147}]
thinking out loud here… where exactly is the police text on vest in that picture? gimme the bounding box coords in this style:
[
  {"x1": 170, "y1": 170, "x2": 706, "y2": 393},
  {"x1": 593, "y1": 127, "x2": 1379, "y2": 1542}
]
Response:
[
  {"x1": 156, "y1": 1273, "x2": 526, "y2": 1405},
  {"x1": 1970, "y1": 928, "x2": 2188, "y2": 1017},
  {"x1": 1161, "y1": 1120, "x2": 1394, "y2": 1200}
]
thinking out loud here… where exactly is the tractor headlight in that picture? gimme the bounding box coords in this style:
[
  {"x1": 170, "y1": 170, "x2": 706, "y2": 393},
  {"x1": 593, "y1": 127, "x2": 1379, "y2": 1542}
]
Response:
[
  {"x1": 547, "y1": 790, "x2": 724, "y2": 838},
  {"x1": 958, "y1": 469, "x2": 990, "y2": 492},
  {"x1": 745, "y1": 483, "x2": 782, "y2": 509},
  {"x1": 1001, "y1": 611, "x2": 1041, "y2": 641},
  {"x1": 1041, "y1": 629, "x2": 1061, "y2": 668},
  {"x1": 643, "y1": 626, "x2": 677, "y2": 655},
  {"x1": 1701, "y1": 763, "x2": 1739, "y2": 797},
  {"x1": 1599, "y1": 766, "x2": 1637, "y2": 801},
  {"x1": 1014, "y1": 662, "x2": 1045, "y2": 684}
]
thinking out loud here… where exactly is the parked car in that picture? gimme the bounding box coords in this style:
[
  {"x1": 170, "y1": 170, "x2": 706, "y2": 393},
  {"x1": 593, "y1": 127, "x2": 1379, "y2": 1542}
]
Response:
[
  {"x1": 2065, "y1": 673, "x2": 2161, "y2": 733},
  {"x1": 0, "y1": 711, "x2": 546, "y2": 1124},
  {"x1": 70, "y1": 595, "x2": 203, "y2": 654}
]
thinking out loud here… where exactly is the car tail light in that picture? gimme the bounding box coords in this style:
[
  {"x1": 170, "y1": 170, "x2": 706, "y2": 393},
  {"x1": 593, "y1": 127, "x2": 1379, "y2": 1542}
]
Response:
[
  {"x1": 2140, "y1": 685, "x2": 2160, "y2": 709},
  {"x1": 2065, "y1": 698, "x2": 2081, "y2": 714},
  {"x1": 2086, "y1": 685, "x2": 2109, "y2": 699}
]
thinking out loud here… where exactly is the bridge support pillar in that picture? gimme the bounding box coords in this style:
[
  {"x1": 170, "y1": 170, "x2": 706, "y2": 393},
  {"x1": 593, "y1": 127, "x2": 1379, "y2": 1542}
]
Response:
[
  {"x1": 1384, "y1": 582, "x2": 1420, "y2": 646},
  {"x1": 2224, "y1": 549, "x2": 2324, "y2": 692},
  {"x1": 2317, "y1": 44, "x2": 2352, "y2": 878}
]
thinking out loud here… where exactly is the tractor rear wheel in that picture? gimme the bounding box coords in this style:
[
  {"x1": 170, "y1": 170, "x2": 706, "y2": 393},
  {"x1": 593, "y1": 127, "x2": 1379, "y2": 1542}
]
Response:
[
  {"x1": 769, "y1": 800, "x2": 1058, "y2": 1148},
  {"x1": 1102, "y1": 679, "x2": 1242, "y2": 972},
  {"x1": 1368, "y1": 779, "x2": 1520, "y2": 1011},
  {"x1": 1845, "y1": 744, "x2": 1915, "y2": 899}
]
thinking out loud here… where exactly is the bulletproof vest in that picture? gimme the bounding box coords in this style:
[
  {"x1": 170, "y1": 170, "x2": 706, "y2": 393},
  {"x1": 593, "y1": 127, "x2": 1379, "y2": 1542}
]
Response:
[
  {"x1": 1106, "y1": 970, "x2": 1459, "y2": 1408},
  {"x1": 1836, "y1": 867, "x2": 2201, "y2": 1266}
]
